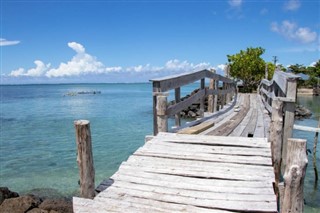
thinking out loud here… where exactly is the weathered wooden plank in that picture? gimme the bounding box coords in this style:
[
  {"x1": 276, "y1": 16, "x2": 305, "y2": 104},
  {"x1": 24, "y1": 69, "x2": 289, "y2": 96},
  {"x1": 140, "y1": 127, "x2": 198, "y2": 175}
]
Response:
[
  {"x1": 95, "y1": 192, "x2": 230, "y2": 213},
  {"x1": 254, "y1": 95, "x2": 266, "y2": 137},
  {"x1": 155, "y1": 133, "x2": 270, "y2": 148},
  {"x1": 111, "y1": 170, "x2": 274, "y2": 194},
  {"x1": 177, "y1": 120, "x2": 215, "y2": 134},
  {"x1": 120, "y1": 162, "x2": 273, "y2": 181},
  {"x1": 150, "y1": 70, "x2": 235, "y2": 92},
  {"x1": 99, "y1": 186, "x2": 277, "y2": 212},
  {"x1": 75, "y1": 196, "x2": 172, "y2": 213},
  {"x1": 241, "y1": 94, "x2": 258, "y2": 137},
  {"x1": 173, "y1": 93, "x2": 237, "y2": 132},
  {"x1": 167, "y1": 89, "x2": 205, "y2": 116},
  {"x1": 134, "y1": 149, "x2": 271, "y2": 166},
  {"x1": 145, "y1": 140, "x2": 271, "y2": 156},
  {"x1": 229, "y1": 95, "x2": 253, "y2": 137},
  {"x1": 272, "y1": 71, "x2": 299, "y2": 94},
  {"x1": 106, "y1": 179, "x2": 276, "y2": 202},
  {"x1": 127, "y1": 154, "x2": 273, "y2": 174}
]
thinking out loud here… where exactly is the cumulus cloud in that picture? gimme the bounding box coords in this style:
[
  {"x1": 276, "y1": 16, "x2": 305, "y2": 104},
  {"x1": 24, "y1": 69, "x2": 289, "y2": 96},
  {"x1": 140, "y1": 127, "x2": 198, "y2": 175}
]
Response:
[
  {"x1": 0, "y1": 38, "x2": 20, "y2": 46},
  {"x1": 8, "y1": 42, "x2": 213, "y2": 81},
  {"x1": 271, "y1": 20, "x2": 317, "y2": 43},
  {"x1": 9, "y1": 60, "x2": 50, "y2": 77},
  {"x1": 284, "y1": 0, "x2": 301, "y2": 11},
  {"x1": 228, "y1": 0, "x2": 242, "y2": 7}
]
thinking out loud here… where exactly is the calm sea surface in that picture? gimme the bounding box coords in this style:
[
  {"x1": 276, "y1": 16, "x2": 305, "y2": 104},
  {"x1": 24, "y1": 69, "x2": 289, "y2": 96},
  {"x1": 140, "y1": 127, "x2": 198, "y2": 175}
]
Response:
[{"x1": 0, "y1": 84, "x2": 319, "y2": 211}]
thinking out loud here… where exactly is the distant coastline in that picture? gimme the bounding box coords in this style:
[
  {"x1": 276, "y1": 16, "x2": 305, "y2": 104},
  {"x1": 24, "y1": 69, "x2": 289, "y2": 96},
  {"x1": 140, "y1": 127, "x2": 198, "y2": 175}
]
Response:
[{"x1": 297, "y1": 88, "x2": 314, "y2": 96}]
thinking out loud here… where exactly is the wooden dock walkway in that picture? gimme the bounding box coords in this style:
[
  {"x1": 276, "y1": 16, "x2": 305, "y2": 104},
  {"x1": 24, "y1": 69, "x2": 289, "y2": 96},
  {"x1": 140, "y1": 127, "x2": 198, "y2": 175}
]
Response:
[
  {"x1": 74, "y1": 132, "x2": 277, "y2": 212},
  {"x1": 73, "y1": 69, "x2": 307, "y2": 212}
]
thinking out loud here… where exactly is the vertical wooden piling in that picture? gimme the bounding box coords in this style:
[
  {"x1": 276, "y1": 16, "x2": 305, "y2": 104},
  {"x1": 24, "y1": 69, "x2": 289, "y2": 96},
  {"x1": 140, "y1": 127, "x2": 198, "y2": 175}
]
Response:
[
  {"x1": 174, "y1": 87, "x2": 181, "y2": 127},
  {"x1": 282, "y1": 80, "x2": 297, "y2": 173},
  {"x1": 282, "y1": 138, "x2": 308, "y2": 213},
  {"x1": 199, "y1": 78, "x2": 205, "y2": 117},
  {"x1": 208, "y1": 78, "x2": 215, "y2": 113},
  {"x1": 215, "y1": 80, "x2": 219, "y2": 112},
  {"x1": 269, "y1": 98, "x2": 283, "y2": 189},
  {"x1": 156, "y1": 94, "x2": 168, "y2": 133},
  {"x1": 74, "y1": 120, "x2": 95, "y2": 199}
]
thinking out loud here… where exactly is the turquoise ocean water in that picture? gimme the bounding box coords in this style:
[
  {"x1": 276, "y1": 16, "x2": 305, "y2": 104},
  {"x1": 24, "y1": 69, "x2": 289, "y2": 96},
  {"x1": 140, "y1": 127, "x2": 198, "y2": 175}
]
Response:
[{"x1": 0, "y1": 84, "x2": 319, "y2": 211}]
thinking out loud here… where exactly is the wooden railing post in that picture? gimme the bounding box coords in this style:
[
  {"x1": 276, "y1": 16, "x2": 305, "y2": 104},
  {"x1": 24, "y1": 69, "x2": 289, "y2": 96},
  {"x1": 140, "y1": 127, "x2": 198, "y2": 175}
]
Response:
[
  {"x1": 199, "y1": 78, "x2": 205, "y2": 117},
  {"x1": 152, "y1": 81, "x2": 161, "y2": 135},
  {"x1": 269, "y1": 98, "x2": 283, "y2": 194},
  {"x1": 282, "y1": 138, "x2": 308, "y2": 213},
  {"x1": 216, "y1": 80, "x2": 220, "y2": 111},
  {"x1": 208, "y1": 78, "x2": 215, "y2": 113},
  {"x1": 174, "y1": 87, "x2": 181, "y2": 127},
  {"x1": 74, "y1": 120, "x2": 95, "y2": 199},
  {"x1": 156, "y1": 94, "x2": 168, "y2": 133},
  {"x1": 282, "y1": 79, "x2": 297, "y2": 173}
]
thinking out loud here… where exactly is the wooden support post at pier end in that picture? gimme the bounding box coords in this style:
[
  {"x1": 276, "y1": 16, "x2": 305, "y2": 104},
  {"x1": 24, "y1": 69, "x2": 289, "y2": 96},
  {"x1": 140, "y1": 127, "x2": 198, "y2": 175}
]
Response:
[
  {"x1": 74, "y1": 120, "x2": 95, "y2": 199},
  {"x1": 282, "y1": 138, "x2": 308, "y2": 213}
]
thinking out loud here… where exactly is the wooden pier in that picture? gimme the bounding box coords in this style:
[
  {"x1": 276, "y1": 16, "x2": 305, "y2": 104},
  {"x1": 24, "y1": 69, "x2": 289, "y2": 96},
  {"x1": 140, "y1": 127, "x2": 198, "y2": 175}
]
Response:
[{"x1": 73, "y1": 69, "x2": 308, "y2": 212}]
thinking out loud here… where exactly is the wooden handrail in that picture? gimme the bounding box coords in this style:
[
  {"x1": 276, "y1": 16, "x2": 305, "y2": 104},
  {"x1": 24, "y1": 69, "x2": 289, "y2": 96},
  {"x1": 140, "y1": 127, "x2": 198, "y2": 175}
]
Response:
[
  {"x1": 259, "y1": 69, "x2": 301, "y2": 206},
  {"x1": 150, "y1": 69, "x2": 237, "y2": 135}
]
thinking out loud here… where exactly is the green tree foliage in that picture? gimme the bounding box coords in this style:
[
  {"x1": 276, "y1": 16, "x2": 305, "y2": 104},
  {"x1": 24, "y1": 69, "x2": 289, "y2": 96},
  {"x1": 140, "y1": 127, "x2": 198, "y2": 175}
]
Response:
[
  {"x1": 227, "y1": 47, "x2": 266, "y2": 92},
  {"x1": 288, "y1": 59, "x2": 320, "y2": 88},
  {"x1": 266, "y1": 62, "x2": 276, "y2": 80}
]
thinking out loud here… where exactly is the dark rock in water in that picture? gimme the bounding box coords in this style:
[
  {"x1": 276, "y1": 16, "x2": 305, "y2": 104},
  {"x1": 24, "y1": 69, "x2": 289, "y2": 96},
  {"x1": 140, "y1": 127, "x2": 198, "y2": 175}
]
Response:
[
  {"x1": 26, "y1": 188, "x2": 64, "y2": 200},
  {"x1": 295, "y1": 105, "x2": 312, "y2": 120},
  {"x1": 0, "y1": 187, "x2": 73, "y2": 213},
  {"x1": 39, "y1": 199, "x2": 73, "y2": 213},
  {"x1": 0, "y1": 187, "x2": 19, "y2": 205},
  {"x1": 0, "y1": 194, "x2": 41, "y2": 213}
]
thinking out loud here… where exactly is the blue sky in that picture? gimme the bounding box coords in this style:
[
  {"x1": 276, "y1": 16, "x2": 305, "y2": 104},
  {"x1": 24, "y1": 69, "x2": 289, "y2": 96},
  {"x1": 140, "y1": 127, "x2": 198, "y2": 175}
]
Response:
[{"x1": 1, "y1": 0, "x2": 319, "y2": 84}]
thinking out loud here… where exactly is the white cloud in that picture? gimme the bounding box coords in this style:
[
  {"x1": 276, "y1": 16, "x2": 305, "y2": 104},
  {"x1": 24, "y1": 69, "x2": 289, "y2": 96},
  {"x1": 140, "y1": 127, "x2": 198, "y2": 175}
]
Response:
[
  {"x1": 228, "y1": 0, "x2": 242, "y2": 7},
  {"x1": 68, "y1": 42, "x2": 85, "y2": 54},
  {"x1": 125, "y1": 60, "x2": 211, "y2": 75},
  {"x1": 284, "y1": 0, "x2": 301, "y2": 11},
  {"x1": 9, "y1": 60, "x2": 50, "y2": 77},
  {"x1": 271, "y1": 20, "x2": 317, "y2": 43},
  {"x1": 0, "y1": 38, "x2": 20, "y2": 46},
  {"x1": 45, "y1": 42, "x2": 111, "y2": 77},
  {"x1": 8, "y1": 42, "x2": 212, "y2": 81}
]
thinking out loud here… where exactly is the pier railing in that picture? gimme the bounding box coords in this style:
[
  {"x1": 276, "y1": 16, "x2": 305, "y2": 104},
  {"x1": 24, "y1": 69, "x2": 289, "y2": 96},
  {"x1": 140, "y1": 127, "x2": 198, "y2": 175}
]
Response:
[
  {"x1": 150, "y1": 69, "x2": 237, "y2": 135},
  {"x1": 259, "y1": 70, "x2": 300, "y2": 173},
  {"x1": 259, "y1": 70, "x2": 309, "y2": 211}
]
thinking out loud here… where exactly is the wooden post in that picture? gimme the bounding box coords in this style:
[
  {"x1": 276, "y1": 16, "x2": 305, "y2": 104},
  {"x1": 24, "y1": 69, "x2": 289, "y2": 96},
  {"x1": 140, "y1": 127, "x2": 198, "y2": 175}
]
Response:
[
  {"x1": 153, "y1": 82, "x2": 161, "y2": 135},
  {"x1": 215, "y1": 80, "x2": 219, "y2": 112},
  {"x1": 269, "y1": 98, "x2": 283, "y2": 190},
  {"x1": 208, "y1": 78, "x2": 215, "y2": 113},
  {"x1": 156, "y1": 94, "x2": 168, "y2": 133},
  {"x1": 279, "y1": 182, "x2": 285, "y2": 212},
  {"x1": 174, "y1": 87, "x2": 181, "y2": 127},
  {"x1": 313, "y1": 118, "x2": 320, "y2": 183},
  {"x1": 199, "y1": 78, "x2": 205, "y2": 117},
  {"x1": 74, "y1": 120, "x2": 95, "y2": 199},
  {"x1": 282, "y1": 80, "x2": 297, "y2": 173},
  {"x1": 282, "y1": 138, "x2": 308, "y2": 213}
]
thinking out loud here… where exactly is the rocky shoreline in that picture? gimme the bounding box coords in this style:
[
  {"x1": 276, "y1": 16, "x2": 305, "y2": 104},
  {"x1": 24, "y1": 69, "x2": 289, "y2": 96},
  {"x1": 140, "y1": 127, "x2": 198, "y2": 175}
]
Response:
[{"x1": 0, "y1": 187, "x2": 73, "y2": 213}]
